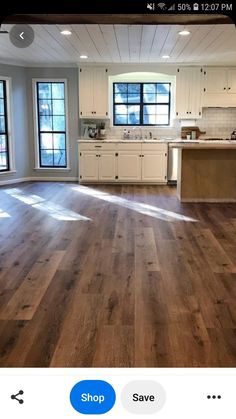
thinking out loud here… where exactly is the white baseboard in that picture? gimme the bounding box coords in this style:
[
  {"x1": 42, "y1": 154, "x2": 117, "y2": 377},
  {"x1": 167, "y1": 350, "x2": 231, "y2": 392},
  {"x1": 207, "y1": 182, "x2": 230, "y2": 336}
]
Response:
[{"x1": 0, "y1": 176, "x2": 78, "y2": 186}]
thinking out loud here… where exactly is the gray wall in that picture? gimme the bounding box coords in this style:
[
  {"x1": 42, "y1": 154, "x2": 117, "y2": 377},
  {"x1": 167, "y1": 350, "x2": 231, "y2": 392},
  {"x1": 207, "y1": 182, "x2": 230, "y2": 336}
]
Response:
[
  {"x1": 26, "y1": 67, "x2": 79, "y2": 179},
  {"x1": 0, "y1": 64, "x2": 79, "y2": 183},
  {"x1": 0, "y1": 63, "x2": 30, "y2": 182}
]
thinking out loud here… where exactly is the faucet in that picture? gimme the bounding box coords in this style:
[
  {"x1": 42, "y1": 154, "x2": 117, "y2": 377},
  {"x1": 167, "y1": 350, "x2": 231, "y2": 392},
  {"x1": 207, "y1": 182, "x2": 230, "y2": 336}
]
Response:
[{"x1": 149, "y1": 132, "x2": 153, "y2": 139}]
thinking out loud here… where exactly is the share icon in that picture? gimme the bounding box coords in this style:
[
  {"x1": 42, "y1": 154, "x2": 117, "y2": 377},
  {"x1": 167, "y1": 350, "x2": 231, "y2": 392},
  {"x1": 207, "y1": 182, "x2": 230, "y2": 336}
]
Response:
[{"x1": 11, "y1": 390, "x2": 24, "y2": 404}]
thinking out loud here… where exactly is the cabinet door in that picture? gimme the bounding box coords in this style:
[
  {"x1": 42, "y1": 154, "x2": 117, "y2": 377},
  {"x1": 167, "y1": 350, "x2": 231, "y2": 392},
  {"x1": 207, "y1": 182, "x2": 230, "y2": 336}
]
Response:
[
  {"x1": 175, "y1": 68, "x2": 191, "y2": 119},
  {"x1": 80, "y1": 152, "x2": 99, "y2": 181},
  {"x1": 227, "y1": 68, "x2": 236, "y2": 94},
  {"x1": 99, "y1": 152, "x2": 116, "y2": 181},
  {"x1": 188, "y1": 68, "x2": 203, "y2": 118},
  {"x1": 93, "y1": 68, "x2": 109, "y2": 118},
  {"x1": 79, "y1": 68, "x2": 94, "y2": 118},
  {"x1": 203, "y1": 68, "x2": 228, "y2": 94},
  {"x1": 117, "y1": 152, "x2": 141, "y2": 181},
  {"x1": 142, "y1": 152, "x2": 167, "y2": 182}
]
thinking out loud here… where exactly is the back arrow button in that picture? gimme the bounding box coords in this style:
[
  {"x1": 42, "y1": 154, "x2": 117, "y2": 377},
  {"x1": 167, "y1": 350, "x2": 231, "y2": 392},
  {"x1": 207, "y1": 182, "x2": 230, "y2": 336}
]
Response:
[{"x1": 20, "y1": 32, "x2": 24, "y2": 40}]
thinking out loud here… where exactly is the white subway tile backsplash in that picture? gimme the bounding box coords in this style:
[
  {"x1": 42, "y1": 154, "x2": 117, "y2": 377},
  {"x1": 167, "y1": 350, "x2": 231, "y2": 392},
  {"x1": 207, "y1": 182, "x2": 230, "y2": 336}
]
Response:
[{"x1": 80, "y1": 108, "x2": 236, "y2": 138}]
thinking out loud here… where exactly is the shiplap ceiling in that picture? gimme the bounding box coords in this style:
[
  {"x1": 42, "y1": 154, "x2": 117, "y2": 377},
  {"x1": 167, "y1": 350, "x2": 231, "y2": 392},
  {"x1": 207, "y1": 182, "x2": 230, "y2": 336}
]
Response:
[{"x1": 0, "y1": 24, "x2": 236, "y2": 66}]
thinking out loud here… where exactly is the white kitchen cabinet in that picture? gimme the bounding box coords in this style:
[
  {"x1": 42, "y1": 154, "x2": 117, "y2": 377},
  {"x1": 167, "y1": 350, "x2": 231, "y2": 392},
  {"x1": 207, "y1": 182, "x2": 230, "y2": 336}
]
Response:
[
  {"x1": 78, "y1": 141, "x2": 167, "y2": 184},
  {"x1": 175, "y1": 67, "x2": 203, "y2": 119},
  {"x1": 202, "y1": 67, "x2": 236, "y2": 106},
  {"x1": 79, "y1": 151, "x2": 99, "y2": 181},
  {"x1": 142, "y1": 143, "x2": 167, "y2": 182},
  {"x1": 79, "y1": 143, "x2": 117, "y2": 182},
  {"x1": 117, "y1": 152, "x2": 142, "y2": 181},
  {"x1": 79, "y1": 67, "x2": 109, "y2": 118}
]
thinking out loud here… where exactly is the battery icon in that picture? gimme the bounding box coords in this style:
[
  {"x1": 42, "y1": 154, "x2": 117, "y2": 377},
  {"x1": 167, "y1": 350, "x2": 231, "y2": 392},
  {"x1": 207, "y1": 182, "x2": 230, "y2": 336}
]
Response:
[{"x1": 193, "y1": 3, "x2": 199, "y2": 10}]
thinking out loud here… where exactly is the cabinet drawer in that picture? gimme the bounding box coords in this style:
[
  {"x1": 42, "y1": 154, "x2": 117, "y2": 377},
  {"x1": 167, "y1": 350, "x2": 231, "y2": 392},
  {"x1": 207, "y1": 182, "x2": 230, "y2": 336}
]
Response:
[
  {"x1": 117, "y1": 143, "x2": 142, "y2": 151},
  {"x1": 142, "y1": 143, "x2": 167, "y2": 152},
  {"x1": 79, "y1": 142, "x2": 117, "y2": 151}
]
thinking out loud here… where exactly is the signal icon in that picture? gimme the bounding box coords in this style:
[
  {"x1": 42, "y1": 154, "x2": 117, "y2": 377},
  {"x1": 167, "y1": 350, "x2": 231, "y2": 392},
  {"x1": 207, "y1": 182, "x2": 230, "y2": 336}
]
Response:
[
  {"x1": 168, "y1": 3, "x2": 175, "y2": 10},
  {"x1": 157, "y1": 3, "x2": 167, "y2": 10}
]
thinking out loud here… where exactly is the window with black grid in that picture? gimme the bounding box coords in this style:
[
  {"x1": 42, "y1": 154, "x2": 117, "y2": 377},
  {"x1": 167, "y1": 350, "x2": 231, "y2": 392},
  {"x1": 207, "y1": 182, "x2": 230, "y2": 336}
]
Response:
[
  {"x1": 36, "y1": 82, "x2": 67, "y2": 167},
  {"x1": 0, "y1": 81, "x2": 9, "y2": 172},
  {"x1": 113, "y1": 82, "x2": 171, "y2": 126}
]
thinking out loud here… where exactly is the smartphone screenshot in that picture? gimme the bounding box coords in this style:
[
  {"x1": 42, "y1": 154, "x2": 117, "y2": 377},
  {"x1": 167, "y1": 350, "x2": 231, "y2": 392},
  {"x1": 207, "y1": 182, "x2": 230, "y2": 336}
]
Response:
[{"x1": 0, "y1": 1, "x2": 235, "y2": 417}]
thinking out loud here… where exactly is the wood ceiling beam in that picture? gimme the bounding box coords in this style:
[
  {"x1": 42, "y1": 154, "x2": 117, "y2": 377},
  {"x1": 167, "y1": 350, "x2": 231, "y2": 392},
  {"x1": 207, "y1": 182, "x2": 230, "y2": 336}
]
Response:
[{"x1": 2, "y1": 14, "x2": 232, "y2": 25}]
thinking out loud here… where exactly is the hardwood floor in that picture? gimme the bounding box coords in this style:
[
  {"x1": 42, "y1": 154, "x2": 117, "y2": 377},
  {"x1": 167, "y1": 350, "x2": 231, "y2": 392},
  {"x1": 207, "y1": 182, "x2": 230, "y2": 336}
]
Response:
[{"x1": 0, "y1": 181, "x2": 236, "y2": 367}]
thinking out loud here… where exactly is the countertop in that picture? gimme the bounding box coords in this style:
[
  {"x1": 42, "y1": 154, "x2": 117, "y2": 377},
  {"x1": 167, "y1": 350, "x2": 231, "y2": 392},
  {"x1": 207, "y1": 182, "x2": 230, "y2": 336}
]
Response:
[{"x1": 78, "y1": 138, "x2": 236, "y2": 147}]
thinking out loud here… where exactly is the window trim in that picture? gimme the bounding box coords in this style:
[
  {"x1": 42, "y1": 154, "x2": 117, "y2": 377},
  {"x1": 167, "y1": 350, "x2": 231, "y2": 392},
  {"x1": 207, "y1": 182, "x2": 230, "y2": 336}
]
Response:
[
  {"x1": 0, "y1": 76, "x2": 15, "y2": 174},
  {"x1": 113, "y1": 82, "x2": 171, "y2": 126},
  {"x1": 32, "y1": 78, "x2": 70, "y2": 170}
]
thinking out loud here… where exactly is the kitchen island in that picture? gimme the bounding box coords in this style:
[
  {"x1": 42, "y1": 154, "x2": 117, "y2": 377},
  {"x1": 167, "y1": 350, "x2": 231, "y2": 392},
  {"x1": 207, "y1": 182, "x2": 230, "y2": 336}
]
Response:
[{"x1": 171, "y1": 141, "x2": 236, "y2": 202}]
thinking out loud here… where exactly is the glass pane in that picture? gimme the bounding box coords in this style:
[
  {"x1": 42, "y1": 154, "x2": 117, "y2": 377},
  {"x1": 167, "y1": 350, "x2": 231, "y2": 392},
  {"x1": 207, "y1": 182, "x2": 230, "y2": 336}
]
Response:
[
  {"x1": 143, "y1": 114, "x2": 156, "y2": 124},
  {"x1": 0, "y1": 99, "x2": 4, "y2": 115},
  {"x1": 0, "y1": 82, "x2": 3, "y2": 98},
  {"x1": 143, "y1": 84, "x2": 156, "y2": 93},
  {"x1": 0, "y1": 152, "x2": 7, "y2": 170},
  {"x1": 53, "y1": 133, "x2": 66, "y2": 149},
  {"x1": 40, "y1": 133, "x2": 53, "y2": 149},
  {"x1": 143, "y1": 93, "x2": 156, "y2": 103},
  {"x1": 128, "y1": 105, "x2": 140, "y2": 124},
  {"x1": 156, "y1": 115, "x2": 169, "y2": 125},
  {"x1": 39, "y1": 115, "x2": 52, "y2": 131},
  {"x1": 52, "y1": 100, "x2": 65, "y2": 115},
  {"x1": 115, "y1": 105, "x2": 128, "y2": 115},
  {"x1": 156, "y1": 105, "x2": 169, "y2": 115},
  {"x1": 54, "y1": 149, "x2": 66, "y2": 166},
  {"x1": 114, "y1": 93, "x2": 127, "y2": 103},
  {"x1": 53, "y1": 116, "x2": 65, "y2": 131},
  {"x1": 114, "y1": 83, "x2": 127, "y2": 94},
  {"x1": 39, "y1": 99, "x2": 52, "y2": 115},
  {"x1": 156, "y1": 94, "x2": 169, "y2": 103},
  {"x1": 143, "y1": 105, "x2": 156, "y2": 114},
  {"x1": 115, "y1": 114, "x2": 127, "y2": 124},
  {"x1": 157, "y1": 83, "x2": 170, "y2": 94},
  {"x1": 52, "y1": 83, "x2": 65, "y2": 99},
  {"x1": 41, "y1": 150, "x2": 53, "y2": 166},
  {"x1": 127, "y1": 94, "x2": 140, "y2": 103},
  {"x1": 0, "y1": 116, "x2": 5, "y2": 133},
  {"x1": 38, "y1": 83, "x2": 52, "y2": 99},
  {"x1": 0, "y1": 135, "x2": 6, "y2": 152},
  {"x1": 128, "y1": 84, "x2": 140, "y2": 94}
]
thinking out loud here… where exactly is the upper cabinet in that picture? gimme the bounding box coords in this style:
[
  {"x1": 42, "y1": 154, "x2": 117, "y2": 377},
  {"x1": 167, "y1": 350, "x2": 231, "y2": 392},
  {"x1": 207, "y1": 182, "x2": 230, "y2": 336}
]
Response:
[
  {"x1": 175, "y1": 67, "x2": 203, "y2": 119},
  {"x1": 79, "y1": 67, "x2": 109, "y2": 118},
  {"x1": 202, "y1": 68, "x2": 236, "y2": 107}
]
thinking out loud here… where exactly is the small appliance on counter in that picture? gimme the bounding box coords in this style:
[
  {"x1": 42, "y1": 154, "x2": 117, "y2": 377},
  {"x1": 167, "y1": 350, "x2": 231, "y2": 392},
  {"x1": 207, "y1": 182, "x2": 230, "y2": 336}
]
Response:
[
  {"x1": 181, "y1": 126, "x2": 206, "y2": 139},
  {"x1": 83, "y1": 124, "x2": 98, "y2": 139},
  {"x1": 231, "y1": 131, "x2": 236, "y2": 140}
]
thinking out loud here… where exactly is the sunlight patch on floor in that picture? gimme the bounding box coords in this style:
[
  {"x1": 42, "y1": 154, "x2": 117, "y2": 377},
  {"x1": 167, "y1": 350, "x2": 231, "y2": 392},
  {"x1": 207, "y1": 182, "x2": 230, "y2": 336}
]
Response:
[
  {"x1": 72, "y1": 185, "x2": 198, "y2": 223},
  {"x1": 4, "y1": 188, "x2": 91, "y2": 221},
  {"x1": 0, "y1": 209, "x2": 11, "y2": 218}
]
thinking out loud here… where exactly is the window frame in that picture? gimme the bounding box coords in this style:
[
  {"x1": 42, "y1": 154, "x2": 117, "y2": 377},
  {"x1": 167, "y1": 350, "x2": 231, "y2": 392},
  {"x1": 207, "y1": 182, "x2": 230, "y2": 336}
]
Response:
[
  {"x1": 33, "y1": 78, "x2": 70, "y2": 170},
  {"x1": 0, "y1": 77, "x2": 15, "y2": 174},
  {"x1": 113, "y1": 81, "x2": 171, "y2": 127}
]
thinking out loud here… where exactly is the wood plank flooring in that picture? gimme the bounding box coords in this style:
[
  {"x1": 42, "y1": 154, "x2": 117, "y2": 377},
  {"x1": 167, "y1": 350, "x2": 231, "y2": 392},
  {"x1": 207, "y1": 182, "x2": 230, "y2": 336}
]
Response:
[{"x1": 0, "y1": 181, "x2": 236, "y2": 367}]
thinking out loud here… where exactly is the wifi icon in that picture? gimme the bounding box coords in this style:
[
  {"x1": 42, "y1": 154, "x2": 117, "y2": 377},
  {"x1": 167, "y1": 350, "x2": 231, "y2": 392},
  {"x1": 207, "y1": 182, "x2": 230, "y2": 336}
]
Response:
[{"x1": 157, "y1": 2, "x2": 166, "y2": 9}]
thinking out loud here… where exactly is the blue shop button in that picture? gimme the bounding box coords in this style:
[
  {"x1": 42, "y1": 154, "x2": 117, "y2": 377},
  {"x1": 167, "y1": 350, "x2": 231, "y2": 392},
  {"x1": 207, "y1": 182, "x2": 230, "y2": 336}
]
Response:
[{"x1": 70, "y1": 380, "x2": 116, "y2": 415}]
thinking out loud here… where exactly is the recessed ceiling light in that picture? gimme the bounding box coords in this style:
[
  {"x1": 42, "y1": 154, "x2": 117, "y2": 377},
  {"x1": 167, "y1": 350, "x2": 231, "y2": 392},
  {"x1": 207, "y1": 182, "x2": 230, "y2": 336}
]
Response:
[
  {"x1": 80, "y1": 55, "x2": 88, "y2": 59},
  {"x1": 162, "y1": 55, "x2": 170, "y2": 59},
  {"x1": 178, "y1": 30, "x2": 190, "y2": 36},
  {"x1": 60, "y1": 30, "x2": 72, "y2": 35}
]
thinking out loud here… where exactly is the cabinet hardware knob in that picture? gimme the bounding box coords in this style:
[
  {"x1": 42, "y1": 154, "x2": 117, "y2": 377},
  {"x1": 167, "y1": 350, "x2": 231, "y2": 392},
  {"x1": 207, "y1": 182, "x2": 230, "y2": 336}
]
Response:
[
  {"x1": 224, "y1": 87, "x2": 226, "y2": 90},
  {"x1": 228, "y1": 87, "x2": 231, "y2": 90}
]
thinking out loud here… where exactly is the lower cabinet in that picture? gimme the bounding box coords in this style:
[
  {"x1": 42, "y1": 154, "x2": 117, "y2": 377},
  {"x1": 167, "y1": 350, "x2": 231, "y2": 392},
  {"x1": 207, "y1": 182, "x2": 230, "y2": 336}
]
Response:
[
  {"x1": 79, "y1": 151, "x2": 116, "y2": 181},
  {"x1": 78, "y1": 142, "x2": 167, "y2": 184}
]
